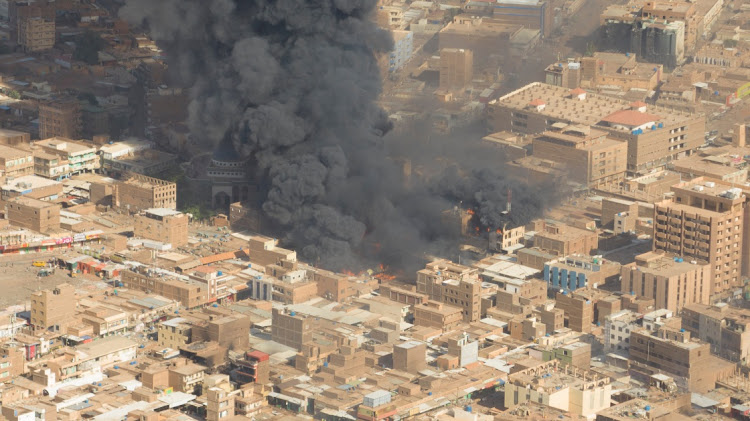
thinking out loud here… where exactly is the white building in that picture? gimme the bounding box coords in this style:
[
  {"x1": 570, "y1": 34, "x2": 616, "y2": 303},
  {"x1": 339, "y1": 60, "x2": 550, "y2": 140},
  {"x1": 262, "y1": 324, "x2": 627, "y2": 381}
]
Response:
[
  {"x1": 390, "y1": 30, "x2": 414, "y2": 72},
  {"x1": 604, "y1": 310, "x2": 639, "y2": 353}
]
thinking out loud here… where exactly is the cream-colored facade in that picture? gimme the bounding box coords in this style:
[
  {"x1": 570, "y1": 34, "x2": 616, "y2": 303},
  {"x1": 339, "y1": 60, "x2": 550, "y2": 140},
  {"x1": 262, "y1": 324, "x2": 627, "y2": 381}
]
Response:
[{"x1": 653, "y1": 178, "x2": 747, "y2": 296}]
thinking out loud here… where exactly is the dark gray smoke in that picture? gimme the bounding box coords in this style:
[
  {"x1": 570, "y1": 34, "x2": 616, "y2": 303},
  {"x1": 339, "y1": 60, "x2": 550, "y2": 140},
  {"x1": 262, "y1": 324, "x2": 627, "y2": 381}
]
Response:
[{"x1": 121, "y1": 0, "x2": 564, "y2": 272}]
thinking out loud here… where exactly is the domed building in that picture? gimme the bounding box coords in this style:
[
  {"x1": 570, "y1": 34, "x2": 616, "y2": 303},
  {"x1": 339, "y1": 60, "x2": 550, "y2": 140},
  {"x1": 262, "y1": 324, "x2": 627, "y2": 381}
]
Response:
[{"x1": 206, "y1": 139, "x2": 257, "y2": 209}]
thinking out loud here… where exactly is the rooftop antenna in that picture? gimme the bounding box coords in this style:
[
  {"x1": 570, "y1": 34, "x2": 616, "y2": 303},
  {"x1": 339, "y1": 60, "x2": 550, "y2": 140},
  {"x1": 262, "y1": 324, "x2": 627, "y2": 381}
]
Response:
[{"x1": 506, "y1": 188, "x2": 512, "y2": 214}]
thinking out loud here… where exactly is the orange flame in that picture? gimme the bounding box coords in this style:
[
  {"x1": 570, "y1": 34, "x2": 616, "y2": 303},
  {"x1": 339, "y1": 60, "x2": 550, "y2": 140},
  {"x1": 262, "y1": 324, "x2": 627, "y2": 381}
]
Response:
[
  {"x1": 496, "y1": 228, "x2": 502, "y2": 234},
  {"x1": 467, "y1": 209, "x2": 475, "y2": 215}
]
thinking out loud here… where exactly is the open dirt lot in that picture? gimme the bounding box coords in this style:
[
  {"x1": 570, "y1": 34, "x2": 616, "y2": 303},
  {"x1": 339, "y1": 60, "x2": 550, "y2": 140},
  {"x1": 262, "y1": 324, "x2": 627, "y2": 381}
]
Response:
[{"x1": 0, "y1": 251, "x2": 105, "y2": 308}]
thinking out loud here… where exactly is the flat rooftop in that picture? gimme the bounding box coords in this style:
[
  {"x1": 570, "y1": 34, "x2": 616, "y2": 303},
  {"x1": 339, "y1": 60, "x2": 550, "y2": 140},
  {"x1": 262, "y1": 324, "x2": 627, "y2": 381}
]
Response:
[
  {"x1": 35, "y1": 137, "x2": 95, "y2": 154},
  {"x1": 2, "y1": 175, "x2": 59, "y2": 192},
  {"x1": 633, "y1": 252, "x2": 708, "y2": 276},
  {"x1": 0, "y1": 144, "x2": 30, "y2": 160},
  {"x1": 492, "y1": 82, "x2": 697, "y2": 131}
]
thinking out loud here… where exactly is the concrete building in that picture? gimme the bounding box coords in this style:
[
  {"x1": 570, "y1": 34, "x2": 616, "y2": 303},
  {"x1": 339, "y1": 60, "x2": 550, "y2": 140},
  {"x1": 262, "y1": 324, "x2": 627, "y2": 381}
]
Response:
[
  {"x1": 115, "y1": 174, "x2": 177, "y2": 213},
  {"x1": 488, "y1": 82, "x2": 705, "y2": 173},
  {"x1": 0, "y1": 145, "x2": 33, "y2": 182},
  {"x1": 1, "y1": 175, "x2": 61, "y2": 202},
  {"x1": 30, "y1": 283, "x2": 75, "y2": 332},
  {"x1": 0, "y1": 128, "x2": 30, "y2": 147},
  {"x1": 80, "y1": 306, "x2": 129, "y2": 337},
  {"x1": 390, "y1": 30, "x2": 413, "y2": 72},
  {"x1": 546, "y1": 53, "x2": 663, "y2": 92},
  {"x1": 271, "y1": 308, "x2": 312, "y2": 351},
  {"x1": 33, "y1": 137, "x2": 98, "y2": 179},
  {"x1": 233, "y1": 350, "x2": 269, "y2": 384},
  {"x1": 416, "y1": 259, "x2": 481, "y2": 322},
  {"x1": 38, "y1": 101, "x2": 81, "y2": 140},
  {"x1": 621, "y1": 252, "x2": 711, "y2": 313},
  {"x1": 393, "y1": 341, "x2": 426, "y2": 374},
  {"x1": 530, "y1": 219, "x2": 598, "y2": 257},
  {"x1": 6, "y1": 196, "x2": 60, "y2": 233},
  {"x1": 532, "y1": 125, "x2": 627, "y2": 188},
  {"x1": 629, "y1": 322, "x2": 735, "y2": 393},
  {"x1": 439, "y1": 48, "x2": 473, "y2": 92},
  {"x1": 134, "y1": 208, "x2": 188, "y2": 247},
  {"x1": 652, "y1": 178, "x2": 747, "y2": 297},
  {"x1": 413, "y1": 301, "x2": 463, "y2": 332},
  {"x1": 206, "y1": 387, "x2": 234, "y2": 421},
  {"x1": 17, "y1": 15, "x2": 53, "y2": 52},
  {"x1": 491, "y1": 0, "x2": 552, "y2": 37},
  {"x1": 504, "y1": 360, "x2": 611, "y2": 417},
  {"x1": 604, "y1": 310, "x2": 639, "y2": 353},
  {"x1": 555, "y1": 291, "x2": 594, "y2": 333},
  {"x1": 682, "y1": 302, "x2": 750, "y2": 364},
  {"x1": 544, "y1": 254, "x2": 620, "y2": 293},
  {"x1": 121, "y1": 268, "x2": 207, "y2": 309}
]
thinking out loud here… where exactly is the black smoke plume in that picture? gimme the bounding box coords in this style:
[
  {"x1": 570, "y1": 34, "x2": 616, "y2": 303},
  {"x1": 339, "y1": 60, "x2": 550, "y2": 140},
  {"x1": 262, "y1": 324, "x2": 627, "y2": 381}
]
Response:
[{"x1": 121, "y1": 0, "x2": 565, "y2": 273}]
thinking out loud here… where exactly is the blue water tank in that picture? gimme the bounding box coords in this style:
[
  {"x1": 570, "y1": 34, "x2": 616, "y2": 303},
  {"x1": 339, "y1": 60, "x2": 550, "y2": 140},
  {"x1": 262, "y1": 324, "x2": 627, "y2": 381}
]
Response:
[
  {"x1": 113, "y1": 366, "x2": 119, "y2": 369},
  {"x1": 645, "y1": 405, "x2": 651, "y2": 411},
  {"x1": 680, "y1": 328, "x2": 685, "y2": 332},
  {"x1": 428, "y1": 392, "x2": 433, "y2": 396},
  {"x1": 174, "y1": 311, "x2": 179, "y2": 314},
  {"x1": 658, "y1": 122, "x2": 664, "y2": 128},
  {"x1": 218, "y1": 271, "x2": 223, "y2": 276},
  {"x1": 212, "y1": 304, "x2": 219, "y2": 307},
  {"x1": 290, "y1": 311, "x2": 296, "y2": 316},
  {"x1": 465, "y1": 406, "x2": 472, "y2": 413},
  {"x1": 323, "y1": 361, "x2": 328, "y2": 367}
]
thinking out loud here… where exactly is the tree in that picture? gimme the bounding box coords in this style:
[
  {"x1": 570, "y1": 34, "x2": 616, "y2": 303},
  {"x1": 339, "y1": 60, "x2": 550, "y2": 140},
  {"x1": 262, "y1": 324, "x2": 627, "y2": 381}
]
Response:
[{"x1": 74, "y1": 31, "x2": 106, "y2": 65}]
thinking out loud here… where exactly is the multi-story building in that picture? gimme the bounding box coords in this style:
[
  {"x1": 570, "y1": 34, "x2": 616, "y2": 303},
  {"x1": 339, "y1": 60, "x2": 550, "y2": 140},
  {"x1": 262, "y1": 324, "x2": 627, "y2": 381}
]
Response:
[
  {"x1": 1, "y1": 175, "x2": 61, "y2": 203},
  {"x1": 17, "y1": 15, "x2": 53, "y2": 52},
  {"x1": 134, "y1": 208, "x2": 189, "y2": 247},
  {"x1": 682, "y1": 302, "x2": 750, "y2": 364},
  {"x1": 80, "y1": 306, "x2": 129, "y2": 337},
  {"x1": 604, "y1": 310, "x2": 639, "y2": 353},
  {"x1": 629, "y1": 322, "x2": 735, "y2": 393},
  {"x1": 0, "y1": 128, "x2": 30, "y2": 147},
  {"x1": 206, "y1": 387, "x2": 235, "y2": 421},
  {"x1": 491, "y1": 0, "x2": 552, "y2": 37},
  {"x1": 157, "y1": 317, "x2": 192, "y2": 350},
  {"x1": 413, "y1": 300, "x2": 463, "y2": 332},
  {"x1": 544, "y1": 254, "x2": 621, "y2": 293},
  {"x1": 33, "y1": 151, "x2": 69, "y2": 180},
  {"x1": 621, "y1": 251, "x2": 711, "y2": 313},
  {"x1": 6, "y1": 196, "x2": 60, "y2": 233},
  {"x1": 271, "y1": 308, "x2": 312, "y2": 351},
  {"x1": 0, "y1": 343, "x2": 25, "y2": 382},
  {"x1": 416, "y1": 259, "x2": 481, "y2": 322},
  {"x1": 652, "y1": 178, "x2": 748, "y2": 296},
  {"x1": 390, "y1": 30, "x2": 413, "y2": 72},
  {"x1": 38, "y1": 101, "x2": 81, "y2": 139},
  {"x1": 555, "y1": 291, "x2": 594, "y2": 333},
  {"x1": 233, "y1": 351, "x2": 270, "y2": 384},
  {"x1": 504, "y1": 360, "x2": 611, "y2": 417},
  {"x1": 0, "y1": 145, "x2": 33, "y2": 182},
  {"x1": 30, "y1": 283, "x2": 76, "y2": 332},
  {"x1": 33, "y1": 137, "x2": 98, "y2": 178},
  {"x1": 530, "y1": 219, "x2": 598, "y2": 257},
  {"x1": 545, "y1": 53, "x2": 662, "y2": 92},
  {"x1": 114, "y1": 174, "x2": 177, "y2": 213},
  {"x1": 439, "y1": 48, "x2": 473, "y2": 92},
  {"x1": 488, "y1": 82, "x2": 705, "y2": 173},
  {"x1": 121, "y1": 267, "x2": 207, "y2": 309},
  {"x1": 393, "y1": 341, "x2": 427, "y2": 374},
  {"x1": 532, "y1": 125, "x2": 627, "y2": 188}
]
